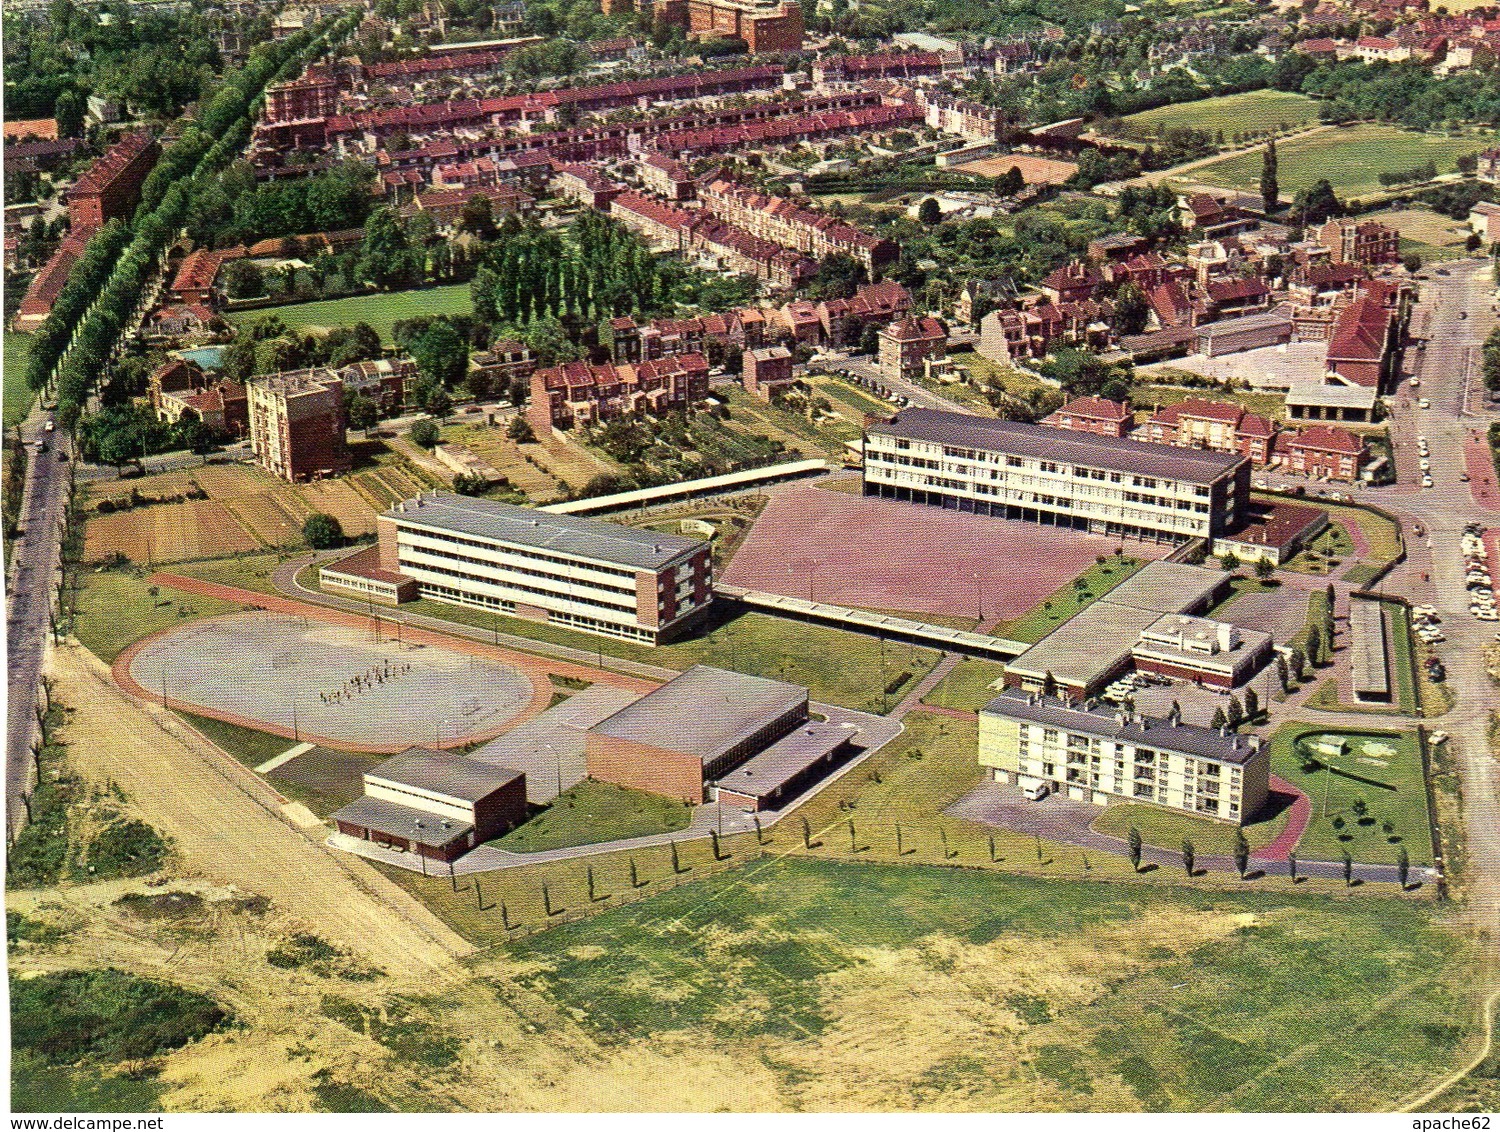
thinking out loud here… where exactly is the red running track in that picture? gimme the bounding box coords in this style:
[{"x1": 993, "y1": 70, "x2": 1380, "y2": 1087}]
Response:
[{"x1": 1250, "y1": 774, "x2": 1311, "y2": 862}]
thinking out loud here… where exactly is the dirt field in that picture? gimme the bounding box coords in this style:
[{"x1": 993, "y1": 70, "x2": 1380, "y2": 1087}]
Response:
[
  {"x1": 722, "y1": 482, "x2": 1167, "y2": 621},
  {"x1": 956, "y1": 154, "x2": 1080, "y2": 185},
  {"x1": 84, "y1": 501, "x2": 261, "y2": 563}
]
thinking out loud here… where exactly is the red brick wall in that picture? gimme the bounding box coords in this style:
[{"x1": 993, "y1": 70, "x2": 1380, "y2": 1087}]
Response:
[
  {"x1": 377, "y1": 515, "x2": 401, "y2": 571},
  {"x1": 472, "y1": 776, "x2": 529, "y2": 841},
  {"x1": 586, "y1": 734, "x2": 704, "y2": 802}
]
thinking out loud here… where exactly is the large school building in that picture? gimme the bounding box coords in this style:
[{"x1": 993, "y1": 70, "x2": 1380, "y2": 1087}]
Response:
[
  {"x1": 320, "y1": 493, "x2": 714, "y2": 644},
  {"x1": 862, "y1": 409, "x2": 1250, "y2": 542}
]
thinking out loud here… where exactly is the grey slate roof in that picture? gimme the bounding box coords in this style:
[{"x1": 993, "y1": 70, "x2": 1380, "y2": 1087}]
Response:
[
  {"x1": 587, "y1": 664, "x2": 807, "y2": 762},
  {"x1": 366, "y1": 747, "x2": 523, "y2": 803},
  {"x1": 388, "y1": 493, "x2": 702, "y2": 571},
  {"x1": 980, "y1": 688, "x2": 1264, "y2": 765},
  {"x1": 867, "y1": 409, "x2": 1246, "y2": 485}
]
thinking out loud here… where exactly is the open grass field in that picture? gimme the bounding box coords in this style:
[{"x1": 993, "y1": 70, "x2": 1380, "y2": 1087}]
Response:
[
  {"x1": 997, "y1": 553, "x2": 1146, "y2": 644},
  {"x1": 1183, "y1": 125, "x2": 1487, "y2": 200},
  {"x1": 921, "y1": 658, "x2": 1008, "y2": 711},
  {"x1": 1361, "y1": 205, "x2": 1472, "y2": 262},
  {"x1": 5, "y1": 331, "x2": 35, "y2": 428},
  {"x1": 226, "y1": 284, "x2": 473, "y2": 341},
  {"x1": 505, "y1": 856, "x2": 1481, "y2": 1111},
  {"x1": 1091, "y1": 794, "x2": 1292, "y2": 858},
  {"x1": 394, "y1": 589, "x2": 941, "y2": 715},
  {"x1": 1133, "y1": 382, "x2": 1288, "y2": 423},
  {"x1": 1120, "y1": 90, "x2": 1321, "y2": 139},
  {"x1": 70, "y1": 566, "x2": 242, "y2": 664},
  {"x1": 1268, "y1": 722, "x2": 1431, "y2": 865},
  {"x1": 495, "y1": 780, "x2": 690, "y2": 853}
]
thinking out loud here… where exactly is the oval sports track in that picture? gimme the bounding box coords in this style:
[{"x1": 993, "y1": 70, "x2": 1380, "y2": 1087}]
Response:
[{"x1": 118, "y1": 609, "x2": 551, "y2": 752}]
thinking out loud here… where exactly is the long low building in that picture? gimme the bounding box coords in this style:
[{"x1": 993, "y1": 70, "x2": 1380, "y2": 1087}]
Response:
[
  {"x1": 979, "y1": 690, "x2": 1271, "y2": 824},
  {"x1": 320, "y1": 493, "x2": 714, "y2": 644},
  {"x1": 1348, "y1": 593, "x2": 1391, "y2": 704},
  {"x1": 862, "y1": 409, "x2": 1250, "y2": 542}
]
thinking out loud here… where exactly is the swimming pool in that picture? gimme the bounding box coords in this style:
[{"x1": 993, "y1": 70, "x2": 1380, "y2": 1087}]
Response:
[{"x1": 178, "y1": 345, "x2": 224, "y2": 369}]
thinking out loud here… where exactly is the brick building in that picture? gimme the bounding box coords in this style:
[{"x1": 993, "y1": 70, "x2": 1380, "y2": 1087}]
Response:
[
  {"x1": 246, "y1": 369, "x2": 351, "y2": 482},
  {"x1": 637, "y1": 152, "x2": 695, "y2": 201},
  {"x1": 681, "y1": 0, "x2": 803, "y2": 52},
  {"x1": 529, "y1": 353, "x2": 710, "y2": 433},
  {"x1": 743, "y1": 345, "x2": 794, "y2": 399},
  {"x1": 66, "y1": 130, "x2": 160, "y2": 231},
  {"x1": 1316, "y1": 216, "x2": 1401, "y2": 266},
  {"x1": 697, "y1": 178, "x2": 898, "y2": 272},
  {"x1": 1139, "y1": 398, "x2": 1280, "y2": 465},
  {"x1": 1041, "y1": 395, "x2": 1134, "y2": 438},
  {"x1": 1283, "y1": 424, "x2": 1367, "y2": 481},
  {"x1": 878, "y1": 316, "x2": 947, "y2": 382}
]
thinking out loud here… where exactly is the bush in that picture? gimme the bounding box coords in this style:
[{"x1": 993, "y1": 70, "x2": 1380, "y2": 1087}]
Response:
[
  {"x1": 409, "y1": 419, "x2": 440, "y2": 448},
  {"x1": 506, "y1": 415, "x2": 536, "y2": 443},
  {"x1": 81, "y1": 819, "x2": 171, "y2": 879},
  {"x1": 303, "y1": 512, "x2": 344, "y2": 549}
]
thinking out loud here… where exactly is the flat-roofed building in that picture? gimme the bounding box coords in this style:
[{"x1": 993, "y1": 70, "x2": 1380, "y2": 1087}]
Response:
[
  {"x1": 713, "y1": 719, "x2": 857, "y2": 811},
  {"x1": 979, "y1": 689, "x2": 1271, "y2": 824},
  {"x1": 1130, "y1": 613, "x2": 1273, "y2": 690},
  {"x1": 863, "y1": 409, "x2": 1249, "y2": 542},
  {"x1": 586, "y1": 665, "x2": 809, "y2": 803},
  {"x1": 1348, "y1": 593, "x2": 1391, "y2": 704},
  {"x1": 367, "y1": 493, "x2": 713, "y2": 643},
  {"x1": 246, "y1": 368, "x2": 350, "y2": 482},
  {"x1": 1001, "y1": 561, "x2": 1233, "y2": 698},
  {"x1": 331, "y1": 747, "x2": 528, "y2": 861}
]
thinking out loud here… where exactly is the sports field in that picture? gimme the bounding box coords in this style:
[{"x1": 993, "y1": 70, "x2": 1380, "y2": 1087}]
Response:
[
  {"x1": 226, "y1": 284, "x2": 473, "y2": 340},
  {"x1": 122, "y1": 610, "x2": 547, "y2": 751},
  {"x1": 1121, "y1": 90, "x2": 1321, "y2": 138},
  {"x1": 508, "y1": 857, "x2": 1481, "y2": 1111},
  {"x1": 721, "y1": 481, "x2": 1167, "y2": 623},
  {"x1": 1183, "y1": 125, "x2": 1487, "y2": 199}
]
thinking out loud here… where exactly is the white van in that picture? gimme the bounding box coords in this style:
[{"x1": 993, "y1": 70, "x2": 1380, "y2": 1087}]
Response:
[{"x1": 1021, "y1": 779, "x2": 1050, "y2": 802}]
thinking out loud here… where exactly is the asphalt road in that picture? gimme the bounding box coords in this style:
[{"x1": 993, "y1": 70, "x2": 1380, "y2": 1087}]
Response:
[
  {"x1": 1372, "y1": 258, "x2": 1500, "y2": 939},
  {"x1": 6, "y1": 407, "x2": 72, "y2": 840}
]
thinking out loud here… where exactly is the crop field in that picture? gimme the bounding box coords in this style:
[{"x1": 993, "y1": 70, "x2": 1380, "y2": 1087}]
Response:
[
  {"x1": 507, "y1": 857, "x2": 1481, "y2": 1111},
  {"x1": 81, "y1": 455, "x2": 435, "y2": 563},
  {"x1": 1182, "y1": 125, "x2": 1487, "y2": 200},
  {"x1": 226, "y1": 284, "x2": 473, "y2": 340},
  {"x1": 954, "y1": 153, "x2": 1079, "y2": 184},
  {"x1": 1120, "y1": 90, "x2": 1321, "y2": 138}
]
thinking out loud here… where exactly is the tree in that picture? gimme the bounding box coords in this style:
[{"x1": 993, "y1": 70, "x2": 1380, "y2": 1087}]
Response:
[
  {"x1": 222, "y1": 259, "x2": 266, "y2": 299},
  {"x1": 1244, "y1": 686, "x2": 1259, "y2": 723},
  {"x1": 1211, "y1": 706, "x2": 1228, "y2": 730},
  {"x1": 917, "y1": 197, "x2": 942, "y2": 226},
  {"x1": 1342, "y1": 849, "x2": 1354, "y2": 887},
  {"x1": 1287, "y1": 850, "x2": 1298, "y2": 883},
  {"x1": 1276, "y1": 652, "x2": 1290, "y2": 692},
  {"x1": 1289, "y1": 647, "x2": 1306, "y2": 681},
  {"x1": 1295, "y1": 179, "x2": 1341, "y2": 226},
  {"x1": 412, "y1": 320, "x2": 468, "y2": 390},
  {"x1": 1219, "y1": 550, "x2": 1241, "y2": 571},
  {"x1": 1112, "y1": 282, "x2": 1150, "y2": 336},
  {"x1": 1248, "y1": 556, "x2": 1274, "y2": 582},
  {"x1": 345, "y1": 392, "x2": 379, "y2": 434},
  {"x1": 421, "y1": 383, "x2": 453, "y2": 420},
  {"x1": 1127, "y1": 826, "x2": 1143, "y2": 872},
  {"x1": 409, "y1": 418, "x2": 440, "y2": 448},
  {"x1": 996, "y1": 165, "x2": 1026, "y2": 197},
  {"x1": 1396, "y1": 844, "x2": 1410, "y2": 890},
  {"x1": 1351, "y1": 797, "x2": 1368, "y2": 821},
  {"x1": 1233, "y1": 828, "x2": 1250, "y2": 878},
  {"x1": 1306, "y1": 623, "x2": 1323, "y2": 667},
  {"x1": 54, "y1": 88, "x2": 84, "y2": 139},
  {"x1": 1261, "y1": 137, "x2": 1279, "y2": 213},
  {"x1": 1181, "y1": 838, "x2": 1196, "y2": 877},
  {"x1": 507, "y1": 415, "x2": 536, "y2": 442},
  {"x1": 359, "y1": 207, "x2": 420, "y2": 289},
  {"x1": 1226, "y1": 695, "x2": 1244, "y2": 730},
  {"x1": 807, "y1": 252, "x2": 867, "y2": 302},
  {"x1": 303, "y1": 512, "x2": 344, "y2": 549},
  {"x1": 1403, "y1": 252, "x2": 1424, "y2": 274}
]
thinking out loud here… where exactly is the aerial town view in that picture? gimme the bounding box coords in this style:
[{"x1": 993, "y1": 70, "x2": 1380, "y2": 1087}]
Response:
[{"x1": 4, "y1": 0, "x2": 1500, "y2": 1117}]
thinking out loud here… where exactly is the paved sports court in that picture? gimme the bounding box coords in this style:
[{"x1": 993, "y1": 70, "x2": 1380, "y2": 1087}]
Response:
[
  {"x1": 125, "y1": 610, "x2": 547, "y2": 751},
  {"x1": 722, "y1": 482, "x2": 1169, "y2": 622}
]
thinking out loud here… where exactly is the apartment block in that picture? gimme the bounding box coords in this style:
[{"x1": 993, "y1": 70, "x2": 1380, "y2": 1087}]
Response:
[
  {"x1": 862, "y1": 409, "x2": 1249, "y2": 542},
  {"x1": 529, "y1": 352, "x2": 710, "y2": 434},
  {"x1": 246, "y1": 369, "x2": 350, "y2": 482},
  {"x1": 66, "y1": 130, "x2": 161, "y2": 231},
  {"x1": 978, "y1": 690, "x2": 1271, "y2": 824},
  {"x1": 360, "y1": 494, "x2": 714, "y2": 643}
]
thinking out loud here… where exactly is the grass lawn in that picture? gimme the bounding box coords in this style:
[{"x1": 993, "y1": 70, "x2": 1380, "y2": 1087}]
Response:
[
  {"x1": 71, "y1": 568, "x2": 241, "y2": 663},
  {"x1": 1268, "y1": 722, "x2": 1432, "y2": 865},
  {"x1": 495, "y1": 780, "x2": 690, "y2": 853},
  {"x1": 1133, "y1": 382, "x2": 1288, "y2": 423},
  {"x1": 1090, "y1": 795, "x2": 1291, "y2": 859},
  {"x1": 1256, "y1": 492, "x2": 1402, "y2": 572},
  {"x1": 388, "y1": 589, "x2": 941, "y2": 715},
  {"x1": 166, "y1": 552, "x2": 288, "y2": 596},
  {"x1": 4, "y1": 332, "x2": 35, "y2": 428},
  {"x1": 1284, "y1": 520, "x2": 1356, "y2": 575},
  {"x1": 226, "y1": 284, "x2": 473, "y2": 341},
  {"x1": 1207, "y1": 575, "x2": 1281, "y2": 614},
  {"x1": 1185, "y1": 125, "x2": 1487, "y2": 201},
  {"x1": 997, "y1": 554, "x2": 1146, "y2": 644},
  {"x1": 920, "y1": 658, "x2": 1008, "y2": 711},
  {"x1": 1121, "y1": 90, "x2": 1321, "y2": 138},
  {"x1": 505, "y1": 856, "x2": 1480, "y2": 1111},
  {"x1": 174, "y1": 710, "x2": 293, "y2": 769},
  {"x1": 1361, "y1": 205, "x2": 1471, "y2": 262}
]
